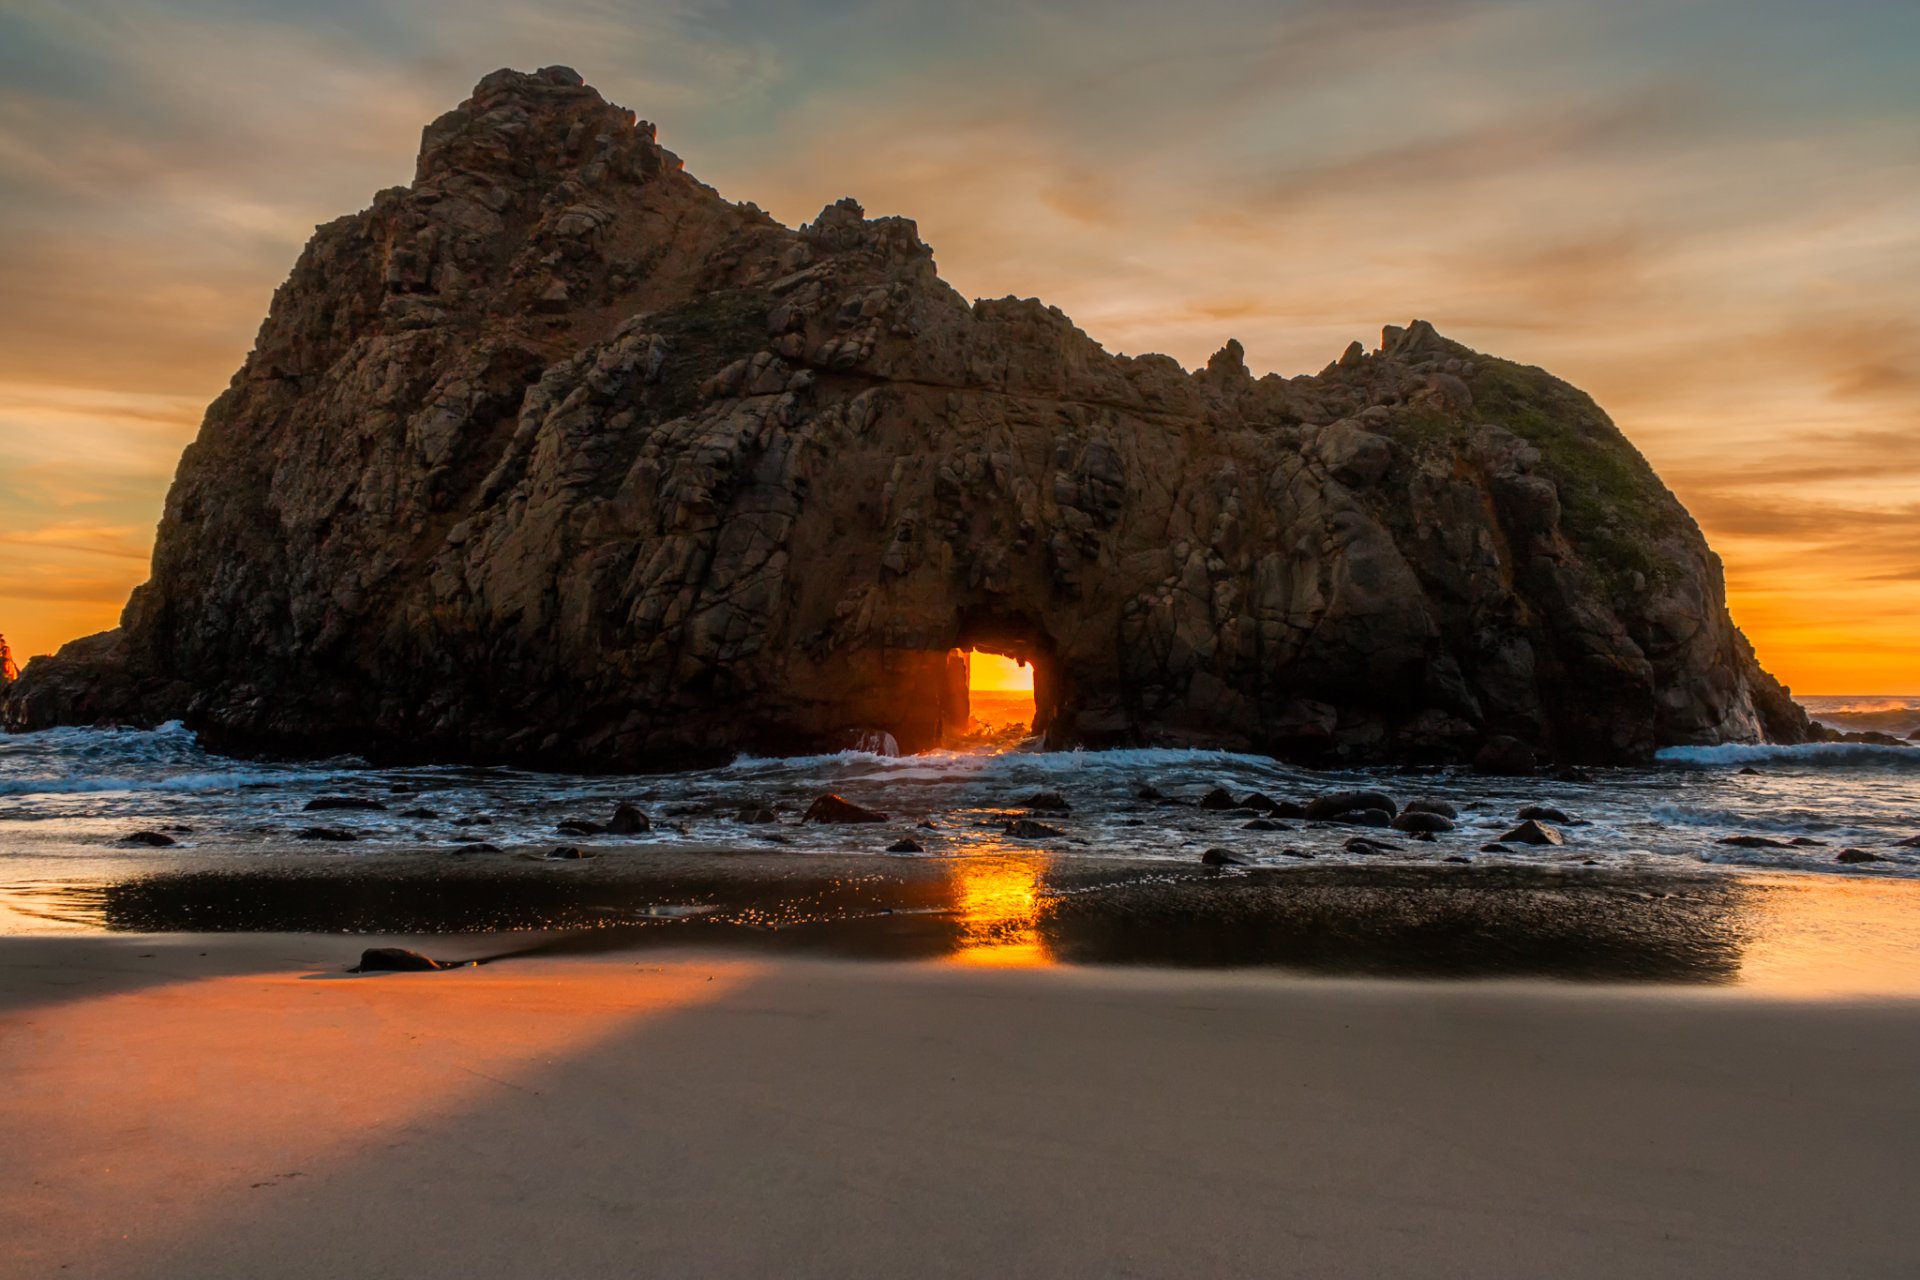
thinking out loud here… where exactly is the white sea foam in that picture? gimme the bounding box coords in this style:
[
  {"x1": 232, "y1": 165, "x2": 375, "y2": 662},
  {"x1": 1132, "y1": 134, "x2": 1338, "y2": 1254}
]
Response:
[{"x1": 1656, "y1": 742, "x2": 1920, "y2": 770}]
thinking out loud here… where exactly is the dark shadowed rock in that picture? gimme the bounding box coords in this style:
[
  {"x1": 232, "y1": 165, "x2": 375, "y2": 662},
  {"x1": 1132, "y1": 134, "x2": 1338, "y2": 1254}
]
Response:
[
  {"x1": 1238, "y1": 792, "x2": 1280, "y2": 813},
  {"x1": 118, "y1": 831, "x2": 177, "y2": 847},
  {"x1": 449, "y1": 841, "x2": 502, "y2": 854},
  {"x1": 1517, "y1": 805, "x2": 1572, "y2": 823},
  {"x1": 1021, "y1": 791, "x2": 1071, "y2": 812},
  {"x1": 297, "y1": 827, "x2": 358, "y2": 842},
  {"x1": 1201, "y1": 847, "x2": 1247, "y2": 866},
  {"x1": 1135, "y1": 784, "x2": 1167, "y2": 801},
  {"x1": 304, "y1": 796, "x2": 387, "y2": 812},
  {"x1": 1894, "y1": 834, "x2": 1920, "y2": 848},
  {"x1": 1199, "y1": 788, "x2": 1239, "y2": 811},
  {"x1": 1479, "y1": 843, "x2": 1512, "y2": 853},
  {"x1": 1005, "y1": 818, "x2": 1064, "y2": 839},
  {"x1": 556, "y1": 819, "x2": 604, "y2": 836},
  {"x1": 804, "y1": 794, "x2": 887, "y2": 823},
  {"x1": 1402, "y1": 799, "x2": 1458, "y2": 819},
  {"x1": 607, "y1": 802, "x2": 651, "y2": 834},
  {"x1": 1473, "y1": 737, "x2": 1538, "y2": 777},
  {"x1": 0, "y1": 69, "x2": 1814, "y2": 770},
  {"x1": 739, "y1": 807, "x2": 780, "y2": 824},
  {"x1": 1330, "y1": 808, "x2": 1392, "y2": 828},
  {"x1": 1498, "y1": 820, "x2": 1564, "y2": 846},
  {"x1": 1789, "y1": 837, "x2": 1826, "y2": 847},
  {"x1": 1242, "y1": 817, "x2": 1288, "y2": 831},
  {"x1": 1720, "y1": 835, "x2": 1788, "y2": 849},
  {"x1": 886, "y1": 837, "x2": 925, "y2": 853},
  {"x1": 1344, "y1": 837, "x2": 1396, "y2": 855},
  {"x1": 1444, "y1": 854, "x2": 1472, "y2": 863},
  {"x1": 1836, "y1": 848, "x2": 1886, "y2": 864},
  {"x1": 1738, "y1": 766, "x2": 1762, "y2": 776},
  {"x1": 350, "y1": 947, "x2": 451, "y2": 973},
  {"x1": 1306, "y1": 790, "x2": 1399, "y2": 820},
  {"x1": 545, "y1": 845, "x2": 591, "y2": 860},
  {"x1": 453, "y1": 815, "x2": 494, "y2": 827},
  {"x1": 1391, "y1": 811, "x2": 1455, "y2": 833},
  {"x1": 398, "y1": 807, "x2": 440, "y2": 819}
]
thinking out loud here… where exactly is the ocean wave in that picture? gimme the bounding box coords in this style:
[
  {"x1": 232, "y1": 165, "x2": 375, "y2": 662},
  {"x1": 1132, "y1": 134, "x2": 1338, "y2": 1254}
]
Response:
[
  {"x1": 1657, "y1": 742, "x2": 1920, "y2": 770},
  {"x1": 0, "y1": 770, "x2": 297, "y2": 797}
]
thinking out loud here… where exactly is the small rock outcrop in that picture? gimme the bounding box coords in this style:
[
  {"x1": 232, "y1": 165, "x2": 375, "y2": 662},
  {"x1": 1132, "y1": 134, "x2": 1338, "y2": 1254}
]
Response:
[{"x1": 0, "y1": 67, "x2": 1813, "y2": 768}]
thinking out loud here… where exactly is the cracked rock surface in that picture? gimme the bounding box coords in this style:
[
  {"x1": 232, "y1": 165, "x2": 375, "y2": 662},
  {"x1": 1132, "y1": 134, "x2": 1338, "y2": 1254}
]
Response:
[{"x1": 3, "y1": 67, "x2": 1812, "y2": 768}]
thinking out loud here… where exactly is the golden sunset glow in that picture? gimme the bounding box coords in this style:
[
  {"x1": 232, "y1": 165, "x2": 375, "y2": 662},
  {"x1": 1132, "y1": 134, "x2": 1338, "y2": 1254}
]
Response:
[
  {"x1": 966, "y1": 649, "x2": 1034, "y2": 694},
  {"x1": 946, "y1": 852, "x2": 1052, "y2": 968}
]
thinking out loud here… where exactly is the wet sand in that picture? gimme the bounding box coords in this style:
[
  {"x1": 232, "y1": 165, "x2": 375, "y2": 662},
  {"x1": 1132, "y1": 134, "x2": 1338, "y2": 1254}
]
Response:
[{"x1": 4, "y1": 930, "x2": 1920, "y2": 1279}]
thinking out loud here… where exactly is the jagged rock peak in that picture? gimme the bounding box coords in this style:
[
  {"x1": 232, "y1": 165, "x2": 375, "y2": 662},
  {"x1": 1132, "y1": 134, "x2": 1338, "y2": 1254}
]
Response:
[{"x1": 1, "y1": 68, "x2": 1812, "y2": 769}]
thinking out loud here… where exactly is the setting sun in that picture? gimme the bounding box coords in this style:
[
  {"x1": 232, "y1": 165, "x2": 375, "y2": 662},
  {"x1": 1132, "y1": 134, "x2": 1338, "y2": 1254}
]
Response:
[{"x1": 965, "y1": 649, "x2": 1033, "y2": 693}]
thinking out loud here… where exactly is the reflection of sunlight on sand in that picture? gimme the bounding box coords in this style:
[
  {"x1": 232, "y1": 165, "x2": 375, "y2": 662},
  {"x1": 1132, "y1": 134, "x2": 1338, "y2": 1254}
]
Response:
[
  {"x1": 1737, "y1": 874, "x2": 1920, "y2": 997},
  {"x1": 0, "y1": 959, "x2": 758, "y2": 1274},
  {"x1": 947, "y1": 849, "x2": 1052, "y2": 968}
]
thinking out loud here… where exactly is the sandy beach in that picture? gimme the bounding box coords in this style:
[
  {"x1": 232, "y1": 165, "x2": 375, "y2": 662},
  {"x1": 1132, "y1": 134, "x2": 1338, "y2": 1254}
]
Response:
[{"x1": 5, "y1": 931, "x2": 1918, "y2": 1279}]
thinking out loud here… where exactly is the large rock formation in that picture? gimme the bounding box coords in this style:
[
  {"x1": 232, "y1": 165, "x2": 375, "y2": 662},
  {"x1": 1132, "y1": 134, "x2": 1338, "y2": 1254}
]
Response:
[{"x1": 3, "y1": 67, "x2": 1812, "y2": 767}]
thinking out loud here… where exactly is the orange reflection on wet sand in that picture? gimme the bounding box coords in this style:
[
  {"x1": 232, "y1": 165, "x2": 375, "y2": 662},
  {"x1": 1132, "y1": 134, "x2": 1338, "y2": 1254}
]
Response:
[
  {"x1": 947, "y1": 851, "x2": 1053, "y2": 968},
  {"x1": 1736, "y1": 873, "x2": 1920, "y2": 998},
  {"x1": 0, "y1": 956, "x2": 758, "y2": 1276}
]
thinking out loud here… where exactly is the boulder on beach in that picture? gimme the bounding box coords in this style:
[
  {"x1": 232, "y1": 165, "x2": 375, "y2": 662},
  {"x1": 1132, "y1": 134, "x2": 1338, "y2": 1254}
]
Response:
[
  {"x1": 1200, "y1": 847, "x2": 1247, "y2": 866},
  {"x1": 1402, "y1": 798, "x2": 1458, "y2": 819},
  {"x1": 556, "y1": 819, "x2": 605, "y2": 836},
  {"x1": 1305, "y1": 790, "x2": 1399, "y2": 821},
  {"x1": 886, "y1": 837, "x2": 925, "y2": 853},
  {"x1": 1005, "y1": 818, "x2": 1064, "y2": 839},
  {"x1": 738, "y1": 807, "x2": 780, "y2": 824},
  {"x1": 1517, "y1": 805, "x2": 1572, "y2": 823},
  {"x1": 1391, "y1": 811, "x2": 1455, "y2": 833},
  {"x1": 1198, "y1": 788, "x2": 1239, "y2": 811},
  {"x1": 1330, "y1": 808, "x2": 1393, "y2": 828},
  {"x1": 117, "y1": 830, "x2": 177, "y2": 847},
  {"x1": 1894, "y1": 835, "x2": 1920, "y2": 848},
  {"x1": 607, "y1": 802, "x2": 651, "y2": 834},
  {"x1": 449, "y1": 841, "x2": 502, "y2": 854},
  {"x1": 350, "y1": 947, "x2": 452, "y2": 973},
  {"x1": 296, "y1": 826, "x2": 358, "y2": 842},
  {"x1": 1242, "y1": 817, "x2": 1288, "y2": 831},
  {"x1": 804, "y1": 794, "x2": 888, "y2": 823},
  {"x1": 1020, "y1": 791, "x2": 1071, "y2": 812},
  {"x1": 1719, "y1": 835, "x2": 1788, "y2": 849},
  {"x1": 1498, "y1": 820, "x2": 1564, "y2": 846},
  {"x1": 545, "y1": 845, "x2": 591, "y2": 860},
  {"x1": 1836, "y1": 848, "x2": 1886, "y2": 864}
]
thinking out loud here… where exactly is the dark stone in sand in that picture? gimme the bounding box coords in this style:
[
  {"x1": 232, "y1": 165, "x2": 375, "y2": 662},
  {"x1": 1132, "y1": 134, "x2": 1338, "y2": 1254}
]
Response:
[
  {"x1": 453, "y1": 815, "x2": 494, "y2": 827},
  {"x1": 1268, "y1": 800, "x2": 1309, "y2": 819},
  {"x1": 1498, "y1": 820, "x2": 1565, "y2": 846},
  {"x1": 1552, "y1": 766, "x2": 1596, "y2": 784},
  {"x1": 1005, "y1": 818, "x2": 1064, "y2": 839},
  {"x1": 886, "y1": 838, "x2": 925, "y2": 854},
  {"x1": 304, "y1": 796, "x2": 387, "y2": 812},
  {"x1": 1392, "y1": 811, "x2": 1455, "y2": 833},
  {"x1": 1242, "y1": 818, "x2": 1287, "y2": 832},
  {"x1": 607, "y1": 802, "x2": 651, "y2": 834},
  {"x1": 1789, "y1": 837, "x2": 1827, "y2": 847},
  {"x1": 1330, "y1": 808, "x2": 1393, "y2": 828},
  {"x1": 1238, "y1": 792, "x2": 1281, "y2": 814},
  {"x1": 1200, "y1": 847, "x2": 1247, "y2": 866},
  {"x1": 804, "y1": 794, "x2": 888, "y2": 824},
  {"x1": 545, "y1": 845, "x2": 591, "y2": 860},
  {"x1": 448, "y1": 841, "x2": 502, "y2": 855},
  {"x1": 556, "y1": 819, "x2": 604, "y2": 836},
  {"x1": 1894, "y1": 835, "x2": 1920, "y2": 848},
  {"x1": 1344, "y1": 837, "x2": 1396, "y2": 855},
  {"x1": 1738, "y1": 767, "x2": 1762, "y2": 776},
  {"x1": 1279, "y1": 847, "x2": 1315, "y2": 860},
  {"x1": 1403, "y1": 799, "x2": 1458, "y2": 819},
  {"x1": 1517, "y1": 805, "x2": 1572, "y2": 824},
  {"x1": 398, "y1": 807, "x2": 440, "y2": 820},
  {"x1": 1581, "y1": 858, "x2": 1601, "y2": 866},
  {"x1": 1021, "y1": 790, "x2": 1071, "y2": 812},
  {"x1": 1473, "y1": 735, "x2": 1537, "y2": 777},
  {"x1": 1306, "y1": 790, "x2": 1399, "y2": 820},
  {"x1": 118, "y1": 830, "x2": 177, "y2": 847},
  {"x1": 1836, "y1": 848, "x2": 1886, "y2": 864},
  {"x1": 1480, "y1": 844, "x2": 1512, "y2": 853},
  {"x1": 739, "y1": 808, "x2": 780, "y2": 825},
  {"x1": 1444, "y1": 854, "x2": 1472, "y2": 864},
  {"x1": 297, "y1": 827, "x2": 358, "y2": 842},
  {"x1": 1135, "y1": 783, "x2": 1167, "y2": 801},
  {"x1": 350, "y1": 947, "x2": 450, "y2": 973},
  {"x1": 1719, "y1": 835, "x2": 1788, "y2": 849},
  {"x1": 1408, "y1": 830, "x2": 1437, "y2": 842},
  {"x1": 1199, "y1": 788, "x2": 1239, "y2": 811}
]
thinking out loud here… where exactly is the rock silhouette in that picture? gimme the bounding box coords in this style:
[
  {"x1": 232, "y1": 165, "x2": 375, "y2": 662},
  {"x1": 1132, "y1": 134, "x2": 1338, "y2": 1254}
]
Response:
[{"x1": 0, "y1": 67, "x2": 1812, "y2": 768}]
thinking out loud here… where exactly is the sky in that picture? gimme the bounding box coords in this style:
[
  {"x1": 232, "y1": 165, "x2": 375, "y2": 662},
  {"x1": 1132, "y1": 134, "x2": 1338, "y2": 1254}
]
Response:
[{"x1": 1, "y1": 0, "x2": 1916, "y2": 693}]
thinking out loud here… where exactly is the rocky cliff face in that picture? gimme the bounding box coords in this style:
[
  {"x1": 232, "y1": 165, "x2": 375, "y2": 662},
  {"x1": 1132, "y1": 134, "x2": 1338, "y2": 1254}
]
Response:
[{"x1": 4, "y1": 67, "x2": 1812, "y2": 767}]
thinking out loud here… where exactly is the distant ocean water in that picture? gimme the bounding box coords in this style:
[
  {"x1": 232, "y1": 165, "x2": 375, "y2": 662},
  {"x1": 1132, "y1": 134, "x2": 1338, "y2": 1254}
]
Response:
[
  {"x1": 1, "y1": 706, "x2": 1915, "y2": 911},
  {"x1": 1798, "y1": 694, "x2": 1920, "y2": 741}
]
